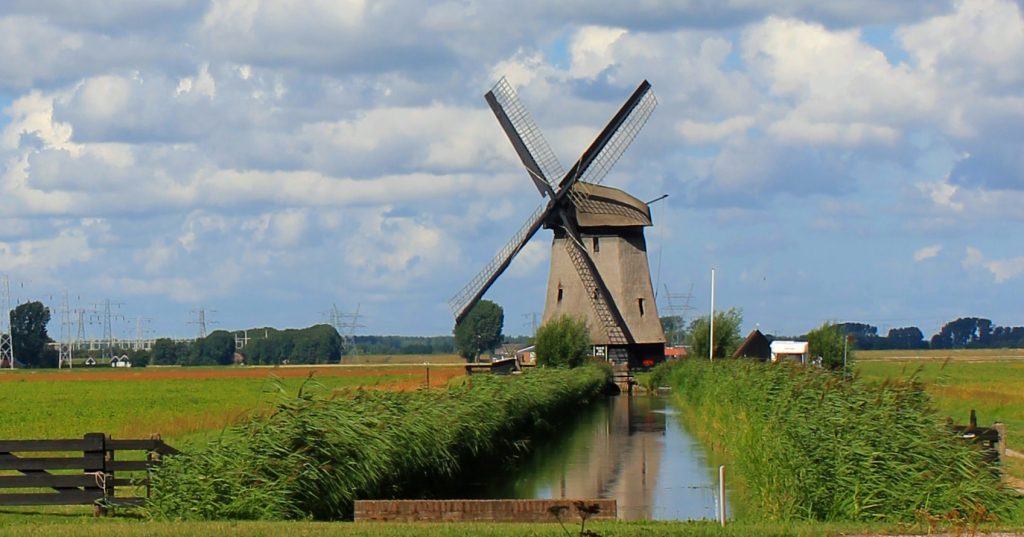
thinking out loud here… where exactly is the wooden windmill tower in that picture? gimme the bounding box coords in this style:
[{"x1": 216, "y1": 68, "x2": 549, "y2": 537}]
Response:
[{"x1": 449, "y1": 78, "x2": 665, "y2": 368}]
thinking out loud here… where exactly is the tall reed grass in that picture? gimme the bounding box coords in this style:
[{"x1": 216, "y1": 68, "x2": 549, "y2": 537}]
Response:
[
  {"x1": 146, "y1": 366, "x2": 609, "y2": 520},
  {"x1": 666, "y1": 360, "x2": 1017, "y2": 522}
]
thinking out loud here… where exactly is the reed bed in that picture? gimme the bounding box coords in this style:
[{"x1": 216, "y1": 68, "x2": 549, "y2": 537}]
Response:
[
  {"x1": 666, "y1": 360, "x2": 1018, "y2": 523},
  {"x1": 146, "y1": 366, "x2": 609, "y2": 520}
]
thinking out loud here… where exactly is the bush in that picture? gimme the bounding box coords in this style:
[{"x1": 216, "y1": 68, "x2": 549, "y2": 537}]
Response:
[
  {"x1": 668, "y1": 360, "x2": 1015, "y2": 522},
  {"x1": 453, "y1": 300, "x2": 504, "y2": 360},
  {"x1": 535, "y1": 315, "x2": 590, "y2": 368},
  {"x1": 686, "y1": 308, "x2": 743, "y2": 360},
  {"x1": 147, "y1": 366, "x2": 610, "y2": 520},
  {"x1": 806, "y1": 322, "x2": 853, "y2": 370}
]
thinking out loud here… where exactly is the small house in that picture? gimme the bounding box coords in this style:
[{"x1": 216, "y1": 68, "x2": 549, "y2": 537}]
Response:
[
  {"x1": 770, "y1": 341, "x2": 809, "y2": 364},
  {"x1": 732, "y1": 329, "x2": 771, "y2": 361},
  {"x1": 515, "y1": 345, "x2": 536, "y2": 366}
]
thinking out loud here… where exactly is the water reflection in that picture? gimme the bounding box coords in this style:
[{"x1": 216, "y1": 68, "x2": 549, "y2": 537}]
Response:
[{"x1": 468, "y1": 395, "x2": 725, "y2": 520}]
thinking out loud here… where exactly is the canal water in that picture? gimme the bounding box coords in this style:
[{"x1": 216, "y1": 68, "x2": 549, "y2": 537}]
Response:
[{"x1": 467, "y1": 395, "x2": 727, "y2": 520}]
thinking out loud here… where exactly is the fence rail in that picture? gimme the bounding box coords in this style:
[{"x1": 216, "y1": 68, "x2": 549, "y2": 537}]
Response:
[{"x1": 0, "y1": 433, "x2": 176, "y2": 515}]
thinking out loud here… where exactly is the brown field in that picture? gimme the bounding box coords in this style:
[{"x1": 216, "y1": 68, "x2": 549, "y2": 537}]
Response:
[
  {"x1": 858, "y1": 348, "x2": 1024, "y2": 362},
  {"x1": 0, "y1": 363, "x2": 464, "y2": 385}
]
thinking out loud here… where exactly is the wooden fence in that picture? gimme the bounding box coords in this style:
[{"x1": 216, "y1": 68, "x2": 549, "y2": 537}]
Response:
[{"x1": 0, "y1": 433, "x2": 177, "y2": 515}]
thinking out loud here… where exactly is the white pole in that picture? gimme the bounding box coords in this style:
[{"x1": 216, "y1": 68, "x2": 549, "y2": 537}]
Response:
[
  {"x1": 709, "y1": 268, "x2": 715, "y2": 362},
  {"x1": 718, "y1": 464, "x2": 726, "y2": 526}
]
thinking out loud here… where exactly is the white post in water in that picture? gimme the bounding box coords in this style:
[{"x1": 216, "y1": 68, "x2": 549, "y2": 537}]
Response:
[
  {"x1": 709, "y1": 268, "x2": 715, "y2": 362},
  {"x1": 718, "y1": 464, "x2": 726, "y2": 526}
]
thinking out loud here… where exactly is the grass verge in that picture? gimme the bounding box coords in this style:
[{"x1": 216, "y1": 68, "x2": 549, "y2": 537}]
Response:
[
  {"x1": 146, "y1": 366, "x2": 610, "y2": 520},
  {"x1": 664, "y1": 360, "x2": 1020, "y2": 524}
]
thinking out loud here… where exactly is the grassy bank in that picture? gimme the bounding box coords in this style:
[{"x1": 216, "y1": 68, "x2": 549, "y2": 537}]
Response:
[
  {"x1": 665, "y1": 360, "x2": 1019, "y2": 523},
  {"x1": 856, "y1": 357, "x2": 1024, "y2": 462},
  {"x1": 146, "y1": 366, "x2": 610, "y2": 520}
]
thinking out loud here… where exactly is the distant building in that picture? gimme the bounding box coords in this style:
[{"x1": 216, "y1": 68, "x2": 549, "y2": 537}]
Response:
[
  {"x1": 732, "y1": 330, "x2": 771, "y2": 361},
  {"x1": 515, "y1": 345, "x2": 536, "y2": 366},
  {"x1": 770, "y1": 341, "x2": 809, "y2": 364},
  {"x1": 664, "y1": 346, "x2": 687, "y2": 360}
]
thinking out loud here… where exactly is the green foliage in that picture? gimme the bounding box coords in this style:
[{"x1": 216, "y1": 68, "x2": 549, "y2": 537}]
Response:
[
  {"x1": 146, "y1": 367, "x2": 610, "y2": 520},
  {"x1": 535, "y1": 315, "x2": 590, "y2": 368},
  {"x1": 186, "y1": 330, "x2": 236, "y2": 366},
  {"x1": 806, "y1": 322, "x2": 853, "y2": 370},
  {"x1": 686, "y1": 308, "x2": 743, "y2": 360},
  {"x1": 243, "y1": 325, "x2": 343, "y2": 365},
  {"x1": 151, "y1": 338, "x2": 190, "y2": 366},
  {"x1": 10, "y1": 301, "x2": 54, "y2": 368},
  {"x1": 353, "y1": 335, "x2": 454, "y2": 355},
  {"x1": 660, "y1": 315, "x2": 687, "y2": 346},
  {"x1": 668, "y1": 360, "x2": 1016, "y2": 522},
  {"x1": 453, "y1": 300, "x2": 504, "y2": 360}
]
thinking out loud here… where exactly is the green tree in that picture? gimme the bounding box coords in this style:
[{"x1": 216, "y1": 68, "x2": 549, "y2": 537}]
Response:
[
  {"x1": 10, "y1": 301, "x2": 55, "y2": 368},
  {"x1": 186, "y1": 330, "x2": 236, "y2": 366},
  {"x1": 535, "y1": 315, "x2": 591, "y2": 368},
  {"x1": 453, "y1": 300, "x2": 504, "y2": 360},
  {"x1": 660, "y1": 315, "x2": 687, "y2": 346},
  {"x1": 150, "y1": 338, "x2": 181, "y2": 365},
  {"x1": 806, "y1": 322, "x2": 854, "y2": 371},
  {"x1": 686, "y1": 308, "x2": 743, "y2": 360}
]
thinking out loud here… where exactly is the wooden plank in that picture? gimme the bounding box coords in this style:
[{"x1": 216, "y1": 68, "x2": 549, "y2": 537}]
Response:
[
  {"x1": 0, "y1": 454, "x2": 102, "y2": 471},
  {"x1": 106, "y1": 460, "x2": 152, "y2": 472},
  {"x1": 0, "y1": 474, "x2": 95, "y2": 488},
  {"x1": 0, "y1": 438, "x2": 99, "y2": 452},
  {"x1": 111, "y1": 478, "x2": 147, "y2": 487},
  {"x1": 0, "y1": 490, "x2": 103, "y2": 506}
]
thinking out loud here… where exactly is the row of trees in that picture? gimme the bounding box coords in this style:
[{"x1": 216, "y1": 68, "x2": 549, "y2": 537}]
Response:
[{"x1": 840, "y1": 317, "x2": 1024, "y2": 350}]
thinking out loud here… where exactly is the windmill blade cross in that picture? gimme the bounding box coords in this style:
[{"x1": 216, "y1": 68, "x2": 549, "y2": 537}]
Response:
[
  {"x1": 448, "y1": 202, "x2": 552, "y2": 322},
  {"x1": 486, "y1": 78, "x2": 565, "y2": 197}
]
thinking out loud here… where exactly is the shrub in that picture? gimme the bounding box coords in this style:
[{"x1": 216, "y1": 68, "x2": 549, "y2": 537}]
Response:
[
  {"x1": 806, "y1": 322, "x2": 853, "y2": 370},
  {"x1": 535, "y1": 315, "x2": 590, "y2": 368},
  {"x1": 686, "y1": 308, "x2": 743, "y2": 360}
]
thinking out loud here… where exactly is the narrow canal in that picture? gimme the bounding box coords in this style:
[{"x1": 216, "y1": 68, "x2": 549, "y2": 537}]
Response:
[{"x1": 467, "y1": 394, "x2": 728, "y2": 520}]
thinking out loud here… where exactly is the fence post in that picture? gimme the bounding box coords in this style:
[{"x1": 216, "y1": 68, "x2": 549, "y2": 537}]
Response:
[
  {"x1": 84, "y1": 432, "x2": 106, "y2": 517},
  {"x1": 718, "y1": 465, "x2": 726, "y2": 527},
  {"x1": 993, "y1": 422, "x2": 1007, "y2": 460},
  {"x1": 425, "y1": 366, "x2": 430, "y2": 388}
]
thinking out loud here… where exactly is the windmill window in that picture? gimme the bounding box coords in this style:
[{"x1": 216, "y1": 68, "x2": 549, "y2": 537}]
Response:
[
  {"x1": 638, "y1": 298, "x2": 645, "y2": 317},
  {"x1": 592, "y1": 237, "x2": 600, "y2": 252},
  {"x1": 557, "y1": 286, "x2": 563, "y2": 302}
]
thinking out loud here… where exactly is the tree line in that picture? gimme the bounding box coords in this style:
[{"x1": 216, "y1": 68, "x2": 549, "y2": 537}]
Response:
[{"x1": 838, "y1": 317, "x2": 1024, "y2": 350}]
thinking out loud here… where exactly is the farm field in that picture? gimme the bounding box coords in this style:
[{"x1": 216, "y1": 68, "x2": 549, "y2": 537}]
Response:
[
  {"x1": 0, "y1": 364, "x2": 464, "y2": 447},
  {"x1": 856, "y1": 349, "x2": 1024, "y2": 481}
]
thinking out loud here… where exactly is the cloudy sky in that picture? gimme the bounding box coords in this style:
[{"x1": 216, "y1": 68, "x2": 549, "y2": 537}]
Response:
[{"x1": 1, "y1": 0, "x2": 1023, "y2": 339}]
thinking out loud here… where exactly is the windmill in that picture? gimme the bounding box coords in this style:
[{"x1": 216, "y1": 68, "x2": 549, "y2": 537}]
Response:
[{"x1": 449, "y1": 78, "x2": 666, "y2": 368}]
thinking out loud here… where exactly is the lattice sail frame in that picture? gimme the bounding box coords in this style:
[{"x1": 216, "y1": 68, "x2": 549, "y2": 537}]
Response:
[{"x1": 488, "y1": 78, "x2": 566, "y2": 194}]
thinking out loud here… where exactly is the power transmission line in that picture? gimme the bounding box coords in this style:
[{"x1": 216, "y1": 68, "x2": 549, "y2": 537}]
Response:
[
  {"x1": 58, "y1": 290, "x2": 73, "y2": 369},
  {"x1": 91, "y1": 299, "x2": 125, "y2": 363},
  {"x1": 189, "y1": 307, "x2": 217, "y2": 340},
  {"x1": 521, "y1": 312, "x2": 540, "y2": 336},
  {"x1": 323, "y1": 303, "x2": 364, "y2": 360},
  {"x1": 0, "y1": 275, "x2": 14, "y2": 369}
]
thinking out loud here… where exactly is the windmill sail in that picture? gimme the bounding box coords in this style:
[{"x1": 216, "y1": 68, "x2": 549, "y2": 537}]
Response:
[
  {"x1": 448, "y1": 202, "x2": 551, "y2": 321},
  {"x1": 486, "y1": 78, "x2": 565, "y2": 197},
  {"x1": 558, "y1": 80, "x2": 656, "y2": 193}
]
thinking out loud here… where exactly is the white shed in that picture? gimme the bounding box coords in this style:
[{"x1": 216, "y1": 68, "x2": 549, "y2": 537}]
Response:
[{"x1": 770, "y1": 341, "x2": 809, "y2": 364}]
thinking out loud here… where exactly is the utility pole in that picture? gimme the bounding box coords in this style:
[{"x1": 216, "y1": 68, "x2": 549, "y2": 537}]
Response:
[
  {"x1": 709, "y1": 268, "x2": 715, "y2": 362},
  {"x1": 133, "y1": 316, "x2": 153, "y2": 351},
  {"x1": 521, "y1": 312, "x2": 540, "y2": 337},
  {"x1": 58, "y1": 290, "x2": 73, "y2": 368},
  {"x1": 74, "y1": 307, "x2": 87, "y2": 353},
  {"x1": 0, "y1": 275, "x2": 14, "y2": 369},
  {"x1": 189, "y1": 307, "x2": 216, "y2": 340},
  {"x1": 92, "y1": 299, "x2": 125, "y2": 363}
]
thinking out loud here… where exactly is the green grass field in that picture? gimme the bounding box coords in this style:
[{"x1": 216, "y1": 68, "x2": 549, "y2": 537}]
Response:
[
  {"x1": 856, "y1": 350, "x2": 1024, "y2": 483},
  {"x1": 0, "y1": 364, "x2": 464, "y2": 448}
]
